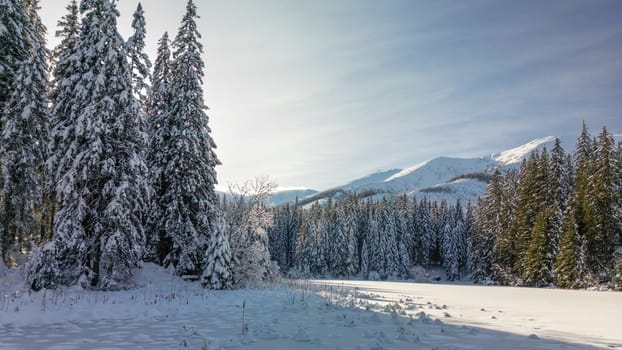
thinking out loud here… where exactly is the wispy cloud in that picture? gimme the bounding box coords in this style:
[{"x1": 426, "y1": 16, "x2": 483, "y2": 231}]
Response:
[{"x1": 39, "y1": 0, "x2": 622, "y2": 189}]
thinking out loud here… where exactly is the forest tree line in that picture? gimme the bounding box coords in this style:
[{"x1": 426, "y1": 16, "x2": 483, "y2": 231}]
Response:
[
  {"x1": 268, "y1": 124, "x2": 622, "y2": 288},
  {"x1": 0, "y1": 0, "x2": 248, "y2": 290}
]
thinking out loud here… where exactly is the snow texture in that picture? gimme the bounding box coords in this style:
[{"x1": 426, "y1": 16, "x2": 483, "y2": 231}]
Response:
[{"x1": 2, "y1": 265, "x2": 621, "y2": 349}]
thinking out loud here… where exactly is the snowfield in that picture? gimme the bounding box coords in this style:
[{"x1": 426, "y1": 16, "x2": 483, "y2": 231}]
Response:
[
  {"x1": 311, "y1": 279, "x2": 622, "y2": 349},
  {"x1": 1, "y1": 265, "x2": 620, "y2": 349}
]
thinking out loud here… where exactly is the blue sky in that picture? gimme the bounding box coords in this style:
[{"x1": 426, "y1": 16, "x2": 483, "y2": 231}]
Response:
[{"x1": 39, "y1": 0, "x2": 622, "y2": 190}]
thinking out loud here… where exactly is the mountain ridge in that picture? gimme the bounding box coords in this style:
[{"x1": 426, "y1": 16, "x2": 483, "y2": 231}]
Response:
[{"x1": 266, "y1": 133, "x2": 620, "y2": 206}]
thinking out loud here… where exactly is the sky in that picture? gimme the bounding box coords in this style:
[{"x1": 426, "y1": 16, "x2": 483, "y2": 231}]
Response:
[{"x1": 38, "y1": 0, "x2": 622, "y2": 191}]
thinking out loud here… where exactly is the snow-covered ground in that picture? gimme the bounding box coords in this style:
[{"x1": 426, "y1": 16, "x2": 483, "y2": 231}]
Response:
[
  {"x1": 311, "y1": 279, "x2": 622, "y2": 349},
  {"x1": 1, "y1": 266, "x2": 620, "y2": 349}
]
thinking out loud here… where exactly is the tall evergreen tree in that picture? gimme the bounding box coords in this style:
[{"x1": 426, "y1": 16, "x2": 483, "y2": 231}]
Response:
[
  {"x1": 47, "y1": 0, "x2": 80, "y2": 185},
  {"x1": 332, "y1": 203, "x2": 357, "y2": 277},
  {"x1": 588, "y1": 126, "x2": 621, "y2": 278},
  {"x1": 126, "y1": 2, "x2": 151, "y2": 114},
  {"x1": 145, "y1": 31, "x2": 173, "y2": 261},
  {"x1": 555, "y1": 199, "x2": 586, "y2": 288},
  {"x1": 573, "y1": 121, "x2": 595, "y2": 278},
  {"x1": 524, "y1": 210, "x2": 551, "y2": 287},
  {"x1": 0, "y1": 0, "x2": 29, "y2": 114},
  {"x1": 150, "y1": 0, "x2": 229, "y2": 285},
  {"x1": 27, "y1": 0, "x2": 149, "y2": 291},
  {"x1": 0, "y1": 0, "x2": 50, "y2": 262},
  {"x1": 414, "y1": 199, "x2": 433, "y2": 268},
  {"x1": 470, "y1": 170, "x2": 502, "y2": 283},
  {"x1": 201, "y1": 215, "x2": 232, "y2": 289},
  {"x1": 512, "y1": 152, "x2": 546, "y2": 282}
]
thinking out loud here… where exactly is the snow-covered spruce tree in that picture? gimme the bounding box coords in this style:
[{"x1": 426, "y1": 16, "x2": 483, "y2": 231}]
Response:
[
  {"x1": 488, "y1": 169, "x2": 519, "y2": 284},
  {"x1": 145, "y1": 31, "x2": 172, "y2": 262},
  {"x1": 293, "y1": 207, "x2": 313, "y2": 276},
  {"x1": 268, "y1": 201, "x2": 299, "y2": 271},
  {"x1": 0, "y1": 0, "x2": 30, "y2": 114},
  {"x1": 376, "y1": 198, "x2": 400, "y2": 278},
  {"x1": 27, "y1": 0, "x2": 149, "y2": 291},
  {"x1": 365, "y1": 204, "x2": 384, "y2": 278},
  {"x1": 394, "y1": 195, "x2": 413, "y2": 277},
  {"x1": 0, "y1": 0, "x2": 50, "y2": 263},
  {"x1": 524, "y1": 210, "x2": 552, "y2": 287},
  {"x1": 30, "y1": 1, "x2": 81, "y2": 289},
  {"x1": 320, "y1": 198, "x2": 336, "y2": 272},
  {"x1": 0, "y1": 57, "x2": 49, "y2": 261},
  {"x1": 201, "y1": 214, "x2": 232, "y2": 289},
  {"x1": 415, "y1": 199, "x2": 434, "y2": 268},
  {"x1": 150, "y1": 0, "x2": 230, "y2": 287},
  {"x1": 442, "y1": 201, "x2": 466, "y2": 281},
  {"x1": 47, "y1": 0, "x2": 79, "y2": 186},
  {"x1": 555, "y1": 198, "x2": 586, "y2": 288},
  {"x1": 126, "y1": 2, "x2": 151, "y2": 114},
  {"x1": 469, "y1": 170, "x2": 502, "y2": 284},
  {"x1": 546, "y1": 138, "x2": 570, "y2": 279},
  {"x1": 572, "y1": 121, "x2": 595, "y2": 279},
  {"x1": 356, "y1": 199, "x2": 371, "y2": 274},
  {"x1": 308, "y1": 203, "x2": 326, "y2": 275},
  {"x1": 332, "y1": 202, "x2": 357, "y2": 277},
  {"x1": 588, "y1": 126, "x2": 621, "y2": 279}
]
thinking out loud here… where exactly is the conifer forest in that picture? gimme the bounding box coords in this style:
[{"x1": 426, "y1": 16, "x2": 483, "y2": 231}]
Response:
[
  {"x1": 1, "y1": 0, "x2": 621, "y2": 295},
  {"x1": 1, "y1": 1, "x2": 622, "y2": 349}
]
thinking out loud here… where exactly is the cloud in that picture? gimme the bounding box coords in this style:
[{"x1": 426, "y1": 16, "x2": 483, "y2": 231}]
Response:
[{"x1": 38, "y1": 0, "x2": 622, "y2": 190}]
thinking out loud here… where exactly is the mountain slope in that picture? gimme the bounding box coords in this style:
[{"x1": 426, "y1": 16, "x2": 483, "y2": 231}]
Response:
[
  {"x1": 291, "y1": 136, "x2": 557, "y2": 205},
  {"x1": 269, "y1": 134, "x2": 620, "y2": 205}
]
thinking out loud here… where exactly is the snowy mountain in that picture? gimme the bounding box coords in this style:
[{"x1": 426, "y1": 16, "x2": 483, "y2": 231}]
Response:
[
  {"x1": 283, "y1": 136, "x2": 560, "y2": 206},
  {"x1": 269, "y1": 133, "x2": 622, "y2": 206},
  {"x1": 491, "y1": 136, "x2": 557, "y2": 165},
  {"x1": 268, "y1": 187, "x2": 318, "y2": 206}
]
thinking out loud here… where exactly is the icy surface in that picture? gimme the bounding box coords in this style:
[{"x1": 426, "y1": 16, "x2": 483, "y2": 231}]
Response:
[{"x1": 1, "y1": 265, "x2": 620, "y2": 349}]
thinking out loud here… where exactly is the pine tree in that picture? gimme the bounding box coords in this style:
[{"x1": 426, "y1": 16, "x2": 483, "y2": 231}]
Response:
[
  {"x1": 512, "y1": 152, "x2": 547, "y2": 283},
  {"x1": 150, "y1": 0, "x2": 228, "y2": 284},
  {"x1": 145, "y1": 31, "x2": 173, "y2": 261},
  {"x1": 27, "y1": 0, "x2": 149, "y2": 291},
  {"x1": 470, "y1": 170, "x2": 502, "y2": 283},
  {"x1": 333, "y1": 203, "x2": 356, "y2": 277},
  {"x1": 320, "y1": 198, "x2": 336, "y2": 272},
  {"x1": 380, "y1": 198, "x2": 400, "y2": 277},
  {"x1": 47, "y1": 0, "x2": 79, "y2": 186},
  {"x1": 524, "y1": 210, "x2": 551, "y2": 287},
  {"x1": 201, "y1": 215, "x2": 232, "y2": 289},
  {"x1": 284, "y1": 200, "x2": 300, "y2": 270},
  {"x1": 0, "y1": 0, "x2": 30, "y2": 113},
  {"x1": 0, "y1": 59, "x2": 48, "y2": 260},
  {"x1": 294, "y1": 207, "x2": 315, "y2": 276},
  {"x1": 573, "y1": 121, "x2": 594, "y2": 279},
  {"x1": 441, "y1": 219, "x2": 459, "y2": 281},
  {"x1": 0, "y1": 0, "x2": 50, "y2": 262},
  {"x1": 394, "y1": 195, "x2": 413, "y2": 277},
  {"x1": 555, "y1": 200, "x2": 585, "y2": 288},
  {"x1": 588, "y1": 126, "x2": 620, "y2": 279},
  {"x1": 366, "y1": 203, "x2": 384, "y2": 277},
  {"x1": 442, "y1": 200, "x2": 467, "y2": 280},
  {"x1": 307, "y1": 203, "x2": 325, "y2": 275},
  {"x1": 126, "y1": 2, "x2": 151, "y2": 114}
]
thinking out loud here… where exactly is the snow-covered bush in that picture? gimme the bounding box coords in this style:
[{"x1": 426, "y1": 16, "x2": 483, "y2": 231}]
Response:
[{"x1": 224, "y1": 178, "x2": 279, "y2": 288}]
